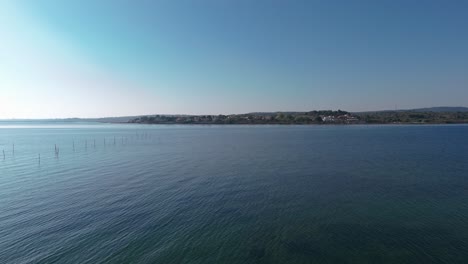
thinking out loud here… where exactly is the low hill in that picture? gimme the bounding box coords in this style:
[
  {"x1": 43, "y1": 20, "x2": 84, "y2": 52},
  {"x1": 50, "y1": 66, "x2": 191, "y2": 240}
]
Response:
[
  {"x1": 357, "y1": 106, "x2": 468, "y2": 114},
  {"x1": 408, "y1": 107, "x2": 468, "y2": 112}
]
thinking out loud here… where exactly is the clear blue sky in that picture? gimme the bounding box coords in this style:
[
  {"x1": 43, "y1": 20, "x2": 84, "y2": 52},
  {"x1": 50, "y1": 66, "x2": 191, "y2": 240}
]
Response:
[{"x1": 1, "y1": 0, "x2": 467, "y2": 118}]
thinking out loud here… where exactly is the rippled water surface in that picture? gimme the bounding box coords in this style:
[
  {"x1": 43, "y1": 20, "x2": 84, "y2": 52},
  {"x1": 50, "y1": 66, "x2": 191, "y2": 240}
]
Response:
[{"x1": 1, "y1": 122, "x2": 468, "y2": 263}]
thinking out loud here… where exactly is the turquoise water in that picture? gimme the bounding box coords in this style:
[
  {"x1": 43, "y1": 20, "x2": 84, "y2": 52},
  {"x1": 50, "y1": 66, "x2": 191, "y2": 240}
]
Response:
[{"x1": 1, "y1": 122, "x2": 468, "y2": 263}]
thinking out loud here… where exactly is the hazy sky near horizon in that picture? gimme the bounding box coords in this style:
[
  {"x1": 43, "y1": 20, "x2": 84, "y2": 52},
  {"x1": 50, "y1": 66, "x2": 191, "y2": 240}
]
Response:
[{"x1": 1, "y1": 0, "x2": 467, "y2": 118}]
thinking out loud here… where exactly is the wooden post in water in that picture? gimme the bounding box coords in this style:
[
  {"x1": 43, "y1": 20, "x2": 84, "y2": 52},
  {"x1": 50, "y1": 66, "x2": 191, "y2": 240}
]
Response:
[
  {"x1": 94, "y1": 139, "x2": 96, "y2": 148},
  {"x1": 114, "y1": 136, "x2": 116, "y2": 146},
  {"x1": 39, "y1": 154, "x2": 41, "y2": 164},
  {"x1": 2, "y1": 150, "x2": 5, "y2": 160},
  {"x1": 55, "y1": 144, "x2": 60, "y2": 158}
]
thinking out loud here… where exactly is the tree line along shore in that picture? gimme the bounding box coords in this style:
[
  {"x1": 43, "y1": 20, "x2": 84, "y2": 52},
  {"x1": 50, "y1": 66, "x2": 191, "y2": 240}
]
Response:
[{"x1": 129, "y1": 110, "x2": 468, "y2": 125}]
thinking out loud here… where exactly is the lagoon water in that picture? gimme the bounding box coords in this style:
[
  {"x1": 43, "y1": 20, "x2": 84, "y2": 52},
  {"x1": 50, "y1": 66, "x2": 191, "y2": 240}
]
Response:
[{"x1": 1, "y1": 122, "x2": 468, "y2": 263}]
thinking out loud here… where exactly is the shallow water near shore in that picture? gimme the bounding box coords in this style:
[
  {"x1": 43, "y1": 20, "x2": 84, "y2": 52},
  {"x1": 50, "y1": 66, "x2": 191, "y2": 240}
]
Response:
[{"x1": 1, "y1": 122, "x2": 468, "y2": 263}]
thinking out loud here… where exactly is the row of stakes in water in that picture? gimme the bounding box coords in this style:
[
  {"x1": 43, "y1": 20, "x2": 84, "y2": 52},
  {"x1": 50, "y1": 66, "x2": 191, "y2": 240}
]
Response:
[{"x1": 2, "y1": 133, "x2": 156, "y2": 164}]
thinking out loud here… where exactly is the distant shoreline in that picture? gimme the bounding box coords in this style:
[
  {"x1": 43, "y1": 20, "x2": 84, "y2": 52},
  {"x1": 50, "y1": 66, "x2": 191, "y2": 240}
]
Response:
[
  {"x1": 113, "y1": 122, "x2": 468, "y2": 125},
  {"x1": 2, "y1": 107, "x2": 468, "y2": 124}
]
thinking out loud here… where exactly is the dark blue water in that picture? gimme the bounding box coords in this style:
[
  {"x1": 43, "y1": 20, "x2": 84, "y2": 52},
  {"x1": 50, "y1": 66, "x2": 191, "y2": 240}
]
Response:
[{"x1": 1, "y1": 123, "x2": 468, "y2": 263}]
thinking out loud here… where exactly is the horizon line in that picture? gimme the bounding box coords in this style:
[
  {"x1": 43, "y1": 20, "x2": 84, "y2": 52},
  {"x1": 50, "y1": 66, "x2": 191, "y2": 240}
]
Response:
[{"x1": 1, "y1": 106, "x2": 468, "y2": 120}]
